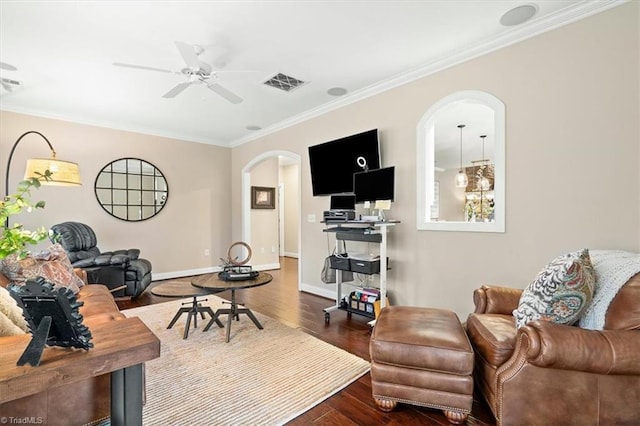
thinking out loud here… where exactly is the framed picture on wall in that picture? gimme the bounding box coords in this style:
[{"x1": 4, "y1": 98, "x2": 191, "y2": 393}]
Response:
[{"x1": 251, "y1": 186, "x2": 275, "y2": 209}]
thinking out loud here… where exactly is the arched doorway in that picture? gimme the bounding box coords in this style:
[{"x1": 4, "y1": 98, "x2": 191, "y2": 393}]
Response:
[{"x1": 241, "y1": 150, "x2": 302, "y2": 289}]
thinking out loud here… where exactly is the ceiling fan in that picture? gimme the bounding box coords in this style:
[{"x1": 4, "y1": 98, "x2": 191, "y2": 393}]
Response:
[
  {"x1": 0, "y1": 61, "x2": 21, "y2": 92},
  {"x1": 113, "y1": 41, "x2": 243, "y2": 104}
]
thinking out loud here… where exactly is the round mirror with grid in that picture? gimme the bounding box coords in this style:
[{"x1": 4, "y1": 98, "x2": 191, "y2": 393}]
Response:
[{"x1": 94, "y1": 158, "x2": 168, "y2": 221}]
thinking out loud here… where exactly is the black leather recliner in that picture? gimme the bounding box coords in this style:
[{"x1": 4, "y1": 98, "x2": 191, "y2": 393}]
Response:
[{"x1": 51, "y1": 221, "x2": 152, "y2": 298}]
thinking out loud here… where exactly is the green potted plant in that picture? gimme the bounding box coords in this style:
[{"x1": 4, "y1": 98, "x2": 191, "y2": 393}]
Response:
[
  {"x1": 0, "y1": 171, "x2": 53, "y2": 260},
  {"x1": 1, "y1": 170, "x2": 85, "y2": 297}
]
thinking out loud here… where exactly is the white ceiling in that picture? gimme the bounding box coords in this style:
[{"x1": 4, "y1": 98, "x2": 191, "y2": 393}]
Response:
[{"x1": 0, "y1": 1, "x2": 623, "y2": 148}]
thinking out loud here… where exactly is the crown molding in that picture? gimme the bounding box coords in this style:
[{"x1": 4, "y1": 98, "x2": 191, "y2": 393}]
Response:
[
  {"x1": 230, "y1": 0, "x2": 627, "y2": 147},
  {"x1": 0, "y1": 105, "x2": 230, "y2": 148},
  {"x1": 1, "y1": 1, "x2": 627, "y2": 149}
]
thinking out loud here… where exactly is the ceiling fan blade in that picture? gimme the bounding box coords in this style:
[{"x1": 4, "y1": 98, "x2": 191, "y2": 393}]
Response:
[
  {"x1": 1, "y1": 78, "x2": 20, "y2": 92},
  {"x1": 113, "y1": 62, "x2": 174, "y2": 74},
  {"x1": 207, "y1": 82, "x2": 243, "y2": 104},
  {"x1": 162, "y1": 82, "x2": 191, "y2": 98},
  {"x1": 1, "y1": 77, "x2": 20, "y2": 86},
  {"x1": 174, "y1": 41, "x2": 200, "y2": 70},
  {"x1": 0, "y1": 62, "x2": 17, "y2": 71}
]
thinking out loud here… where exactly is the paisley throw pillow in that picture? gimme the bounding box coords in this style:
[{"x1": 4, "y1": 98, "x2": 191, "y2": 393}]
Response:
[
  {"x1": 0, "y1": 244, "x2": 84, "y2": 294},
  {"x1": 513, "y1": 249, "x2": 595, "y2": 329}
]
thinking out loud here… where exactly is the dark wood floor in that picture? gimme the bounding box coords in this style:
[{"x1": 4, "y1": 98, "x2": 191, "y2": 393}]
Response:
[{"x1": 118, "y1": 257, "x2": 496, "y2": 425}]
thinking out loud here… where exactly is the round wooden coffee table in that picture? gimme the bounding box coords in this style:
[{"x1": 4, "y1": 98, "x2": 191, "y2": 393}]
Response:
[
  {"x1": 191, "y1": 272, "x2": 273, "y2": 342},
  {"x1": 150, "y1": 282, "x2": 223, "y2": 339}
]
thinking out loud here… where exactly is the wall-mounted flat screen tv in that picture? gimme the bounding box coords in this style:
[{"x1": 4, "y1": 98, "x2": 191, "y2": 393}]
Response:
[
  {"x1": 308, "y1": 129, "x2": 381, "y2": 196},
  {"x1": 353, "y1": 166, "x2": 395, "y2": 204}
]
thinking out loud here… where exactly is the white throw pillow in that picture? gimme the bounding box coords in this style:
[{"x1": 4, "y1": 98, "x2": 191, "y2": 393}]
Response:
[{"x1": 0, "y1": 286, "x2": 28, "y2": 336}]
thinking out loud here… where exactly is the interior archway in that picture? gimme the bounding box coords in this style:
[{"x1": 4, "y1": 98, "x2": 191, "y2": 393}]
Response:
[
  {"x1": 416, "y1": 90, "x2": 505, "y2": 233},
  {"x1": 241, "y1": 150, "x2": 302, "y2": 289}
]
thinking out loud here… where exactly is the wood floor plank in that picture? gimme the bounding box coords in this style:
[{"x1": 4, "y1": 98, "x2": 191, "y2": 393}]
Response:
[{"x1": 119, "y1": 257, "x2": 496, "y2": 425}]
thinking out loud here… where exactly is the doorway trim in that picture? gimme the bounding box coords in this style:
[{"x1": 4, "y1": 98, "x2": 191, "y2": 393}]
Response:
[{"x1": 241, "y1": 150, "x2": 302, "y2": 289}]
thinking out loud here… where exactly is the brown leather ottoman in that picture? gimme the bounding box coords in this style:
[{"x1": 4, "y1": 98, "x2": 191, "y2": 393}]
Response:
[{"x1": 369, "y1": 306, "x2": 474, "y2": 424}]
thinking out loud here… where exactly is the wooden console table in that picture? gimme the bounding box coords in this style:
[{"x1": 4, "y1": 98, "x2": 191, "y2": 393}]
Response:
[{"x1": 0, "y1": 317, "x2": 160, "y2": 426}]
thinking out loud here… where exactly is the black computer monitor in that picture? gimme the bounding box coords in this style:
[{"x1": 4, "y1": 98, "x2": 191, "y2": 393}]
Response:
[
  {"x1": 330, "y1": 194, "x2": 356, "y2": 210},
  {"x1": 353, "y1": 166, "x2": 395, "y2": 204}
]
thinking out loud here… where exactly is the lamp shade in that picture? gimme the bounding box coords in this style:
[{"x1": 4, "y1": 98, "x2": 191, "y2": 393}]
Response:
[
  {"x1": 24, "y1": 158, "x2": 82, "y2": 186},
  {"x1": 455, "y1": 170, "x2": 469, "y2": 188},
  {"x1": 479, "y1": 175, "x2": 491, "y2": 191}
]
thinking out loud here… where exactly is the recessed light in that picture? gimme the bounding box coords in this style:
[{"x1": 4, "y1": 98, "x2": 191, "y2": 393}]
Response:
[
  {"x1": 246, "y1": 125, "x2": 262, "y2": 131},
  {"x1": 327, "y1": 87, "x2": 348, "y2": 96},
  {"x1": 500, "y1": 4, "x2": 538, "y2": 26}
]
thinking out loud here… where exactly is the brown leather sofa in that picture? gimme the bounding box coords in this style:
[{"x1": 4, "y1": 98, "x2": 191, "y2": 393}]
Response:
[
  {"x1": 465, "y1": 273, "x2": 640, "y2": 426},
  {"x1": 0, "y1": 271, "x2": 127, "y2": 426}
]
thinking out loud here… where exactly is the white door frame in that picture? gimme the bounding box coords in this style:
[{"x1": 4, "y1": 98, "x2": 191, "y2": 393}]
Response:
[{"x1": 241, "y1": 150, "x2": 302, "y2": 289}]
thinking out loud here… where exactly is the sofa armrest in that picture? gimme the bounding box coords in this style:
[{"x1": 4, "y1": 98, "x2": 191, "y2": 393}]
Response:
[
  {"x1": 507, "y1": 321, "x2": 640, "y2": 375},
  {"x1": 110, "y1": 249, "x2": 140, "y2": 260},
  {"x1": 473, "y1": 285, "x2": 523, "y2": 315}
]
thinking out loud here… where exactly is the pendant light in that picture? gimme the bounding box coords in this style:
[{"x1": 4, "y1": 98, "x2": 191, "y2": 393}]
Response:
[
  {"x1": 455, "y1": 124, "x2": 469, "y2": 188},
  {"x1": 478, "y1": 135, "x2": 491, "y2": 191}
]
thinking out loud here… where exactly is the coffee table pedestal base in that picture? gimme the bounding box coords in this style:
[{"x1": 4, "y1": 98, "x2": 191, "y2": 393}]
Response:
[
  {"x1": 203, "y1": 289, "x2": 263, "y2": 342},
  {"x1": 167, "y1": 296, "x2": 224, "y2": 339}
]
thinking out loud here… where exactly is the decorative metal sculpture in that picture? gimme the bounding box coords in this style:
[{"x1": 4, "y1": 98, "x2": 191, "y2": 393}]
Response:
[{"x1": 218, "y1": 242, "x2": 258, "y2": 281}]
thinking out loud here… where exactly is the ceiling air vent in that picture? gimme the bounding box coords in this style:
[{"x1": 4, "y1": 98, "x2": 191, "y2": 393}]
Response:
[{"x1": 263, "y1": 73, "x2": 306, "y2": 92}]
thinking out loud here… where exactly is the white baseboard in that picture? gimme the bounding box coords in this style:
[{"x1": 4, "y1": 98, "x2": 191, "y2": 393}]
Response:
[
  {"x1": 152, "y1": 266, "x2": 221, "y2": 281},
  {"x1": 253, "y1": 262, "x2": 281, "y2": 271},
  {"x1": 282, "y1": 251, "x2": 299, "y2": 258},
  {"x1": 299, "y1": 282, "x2": 336, "y2": 301},
  {"x1": 152, "y1": 262, "x2": 281, "y2": 282}
]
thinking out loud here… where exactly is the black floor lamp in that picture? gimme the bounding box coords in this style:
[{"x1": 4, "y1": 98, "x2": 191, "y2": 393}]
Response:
[{"x1": 4, "y1": 130, "x2": 82, "y2": 226}]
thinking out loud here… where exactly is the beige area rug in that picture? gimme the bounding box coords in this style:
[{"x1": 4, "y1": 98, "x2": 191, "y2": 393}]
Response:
[{"x1": 122, "y1": 296, "x2": 370, "y2": 425}]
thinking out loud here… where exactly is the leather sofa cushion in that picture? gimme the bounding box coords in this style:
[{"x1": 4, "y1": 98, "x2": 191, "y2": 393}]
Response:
[
  {"x1": 466, "y1": 313, "x2": 517, "y2": 367},
  {"x1": 370, "y1": 306, "x2": 473, "y2": 375},
  {"x1": 605, "y1": 273, "x2": 640, "y2": 330},
  {"x1": 77, "y1": 284, "x2": 122, "y2": 318}
]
